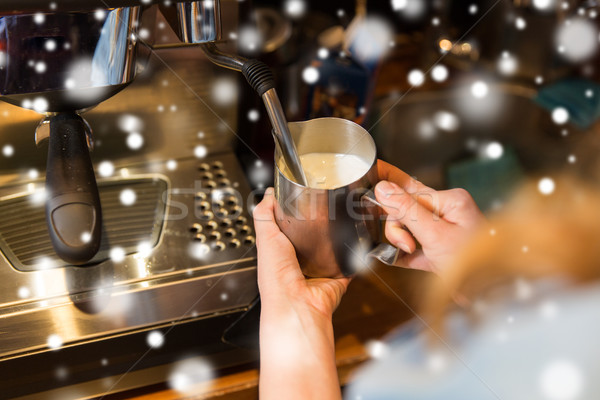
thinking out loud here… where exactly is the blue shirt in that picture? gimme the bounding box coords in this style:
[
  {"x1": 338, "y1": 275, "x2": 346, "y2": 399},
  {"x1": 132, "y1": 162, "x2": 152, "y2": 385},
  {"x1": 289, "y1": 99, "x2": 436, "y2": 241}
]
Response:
[{"x1": 345, "y1": 280, "x2": 600, "y2": 400}]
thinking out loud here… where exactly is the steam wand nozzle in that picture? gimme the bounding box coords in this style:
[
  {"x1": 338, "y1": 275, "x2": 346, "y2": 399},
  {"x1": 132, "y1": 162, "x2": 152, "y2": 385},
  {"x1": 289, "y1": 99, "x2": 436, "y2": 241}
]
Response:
[{"x1": 200, "y1": 44, "x2": 308, "y2": 186}]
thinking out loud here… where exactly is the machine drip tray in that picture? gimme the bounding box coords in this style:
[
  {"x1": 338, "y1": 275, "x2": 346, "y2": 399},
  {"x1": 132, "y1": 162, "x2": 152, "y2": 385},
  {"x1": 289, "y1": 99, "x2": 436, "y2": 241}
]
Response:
[
  {"x1": 0, "y1": 178, "x2": 167, "y2": 272},
  {"x1": 0, "y1": 155, "x2": 259, "y2": 398}
]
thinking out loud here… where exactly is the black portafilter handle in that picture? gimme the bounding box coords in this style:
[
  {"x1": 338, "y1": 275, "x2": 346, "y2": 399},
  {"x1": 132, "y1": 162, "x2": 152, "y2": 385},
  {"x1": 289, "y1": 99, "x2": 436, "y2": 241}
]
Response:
[{"x1": 45, "y1": 113, "x2": 102, "y2": 265}]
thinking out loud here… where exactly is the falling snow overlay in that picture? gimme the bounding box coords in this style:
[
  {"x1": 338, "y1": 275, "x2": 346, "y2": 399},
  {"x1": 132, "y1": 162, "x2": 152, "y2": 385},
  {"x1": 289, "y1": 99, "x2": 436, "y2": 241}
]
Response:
[
  {"x1": 284, "y1": 0, "x2": 306, "y2": 18},
  {"x1": 169, "y1": 358, "x2": 214, "y2": 394},
  {"x1": 470, "y1": 81, "x2": 489, "y2": 98},
  {"x1": 147, "y1": 331, "x2": 165, "y2": 349},
  {"x1": 0, "y1": 1, "x2": 599, "y2": 398},
  {"x1": 538, "y1": 177, "x2": 556, "y2": 195},
  {"x1": 98, "y1": 161, "x2": 115, "y2": 177},
  {"x1": 349, "y1": 16, "x2": 394, "y2": 62},
  {"x1": 484, "y1": 142, "x2": 504, "y2": 160},
  {"x1": 302, "y1": 67, "x2": 319, "y2": 84},
  {"x1": 408, "y1": 69, "x2": 425, "y2": 87},
  {"x1": 555, "y1": 18, "x2": 598, "y2": 62},
  {"x1": 120, "y1": 189, "x2": 137, "y2": 206},
  {"x1": 212, "y1": 78, "x2": 238, "y2": 105},
  {"x1": 431, "y1": 65, "x2": 449, "y2": 82}
]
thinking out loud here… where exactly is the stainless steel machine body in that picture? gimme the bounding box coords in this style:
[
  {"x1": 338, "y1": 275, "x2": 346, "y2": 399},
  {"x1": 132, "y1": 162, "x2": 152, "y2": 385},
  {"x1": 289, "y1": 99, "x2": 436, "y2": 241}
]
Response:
[
  {"x1": 0, "y1": 7, "x2": 140, "y2": 111},
  {"x1": 0, "y1": 2, "x2": 260, "y2": 398},
  {"x1": 0, "y1": 0, "x2": 226, "y2": 266}
]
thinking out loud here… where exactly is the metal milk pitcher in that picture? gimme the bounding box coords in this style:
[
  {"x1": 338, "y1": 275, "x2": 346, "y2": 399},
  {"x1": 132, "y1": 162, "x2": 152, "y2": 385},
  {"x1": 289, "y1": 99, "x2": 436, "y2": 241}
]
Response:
[{"x1": 273, "y1": 117, "x2": 399, "y2": 278}]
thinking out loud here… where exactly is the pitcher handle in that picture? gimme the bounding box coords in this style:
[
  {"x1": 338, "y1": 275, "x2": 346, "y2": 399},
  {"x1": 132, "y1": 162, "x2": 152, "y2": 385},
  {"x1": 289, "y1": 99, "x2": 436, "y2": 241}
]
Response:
[{"x1": 359, "y1": 190, "x2": 403, "y2": 267}]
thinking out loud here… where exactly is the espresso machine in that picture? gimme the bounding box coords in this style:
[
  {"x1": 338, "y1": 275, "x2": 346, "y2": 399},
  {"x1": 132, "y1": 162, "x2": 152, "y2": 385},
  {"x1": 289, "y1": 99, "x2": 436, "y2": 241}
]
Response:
[{"x1": 0, "y1": 1, "x2": 274, "y2": 398}]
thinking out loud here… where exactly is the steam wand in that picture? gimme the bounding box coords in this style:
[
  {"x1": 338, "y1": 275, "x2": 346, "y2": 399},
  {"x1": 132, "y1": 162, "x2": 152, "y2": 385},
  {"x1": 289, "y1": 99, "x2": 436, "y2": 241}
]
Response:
[{"x1": 200, "y1": 43, "x2": 308, "y2": 187}]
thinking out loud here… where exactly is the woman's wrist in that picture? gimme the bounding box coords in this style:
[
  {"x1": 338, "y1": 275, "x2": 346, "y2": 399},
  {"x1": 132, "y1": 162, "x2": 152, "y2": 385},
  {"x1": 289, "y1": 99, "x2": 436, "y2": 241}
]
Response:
[
  {"x1": 259, "y1": 303, "x2": 341, "y2": 400},
  {"x1": 260, "y1": 300, "x2": 335, "y2": 349}
]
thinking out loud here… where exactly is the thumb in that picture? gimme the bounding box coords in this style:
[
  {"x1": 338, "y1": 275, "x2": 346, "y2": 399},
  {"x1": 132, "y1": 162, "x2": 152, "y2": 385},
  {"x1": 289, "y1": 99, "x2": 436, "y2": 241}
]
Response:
[
  {"x1": 252, "y1": 187, "x2": 279, "y2": 240},
  {"x1": 253, "y1": 188, "x2": 304, "y2": 289}
]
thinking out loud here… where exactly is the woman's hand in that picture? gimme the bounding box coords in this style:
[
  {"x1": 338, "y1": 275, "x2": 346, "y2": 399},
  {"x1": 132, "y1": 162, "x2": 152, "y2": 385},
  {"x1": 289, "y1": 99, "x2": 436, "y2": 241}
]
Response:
[
  {"x1": 253, "y1": 187, "x2": 350, "y2": 400},
  {"x1": 376, "y1": 160, "x2": 486, "y2": 274},
  {"x1": 253, "y1": 187, "x2": 351, "y2": 318}
]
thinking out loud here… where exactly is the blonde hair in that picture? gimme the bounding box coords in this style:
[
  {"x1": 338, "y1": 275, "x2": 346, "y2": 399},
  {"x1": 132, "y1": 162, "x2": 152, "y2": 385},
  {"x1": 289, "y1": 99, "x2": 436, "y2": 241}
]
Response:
[{"x1": 423, "y1": 175, "x2": 600, "y2": 332}]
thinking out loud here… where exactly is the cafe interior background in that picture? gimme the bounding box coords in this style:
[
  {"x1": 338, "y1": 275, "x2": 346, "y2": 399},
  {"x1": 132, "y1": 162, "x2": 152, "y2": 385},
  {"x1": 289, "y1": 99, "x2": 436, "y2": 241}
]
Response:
[{"x1": 0, "y1": 0, "x2": 597, "y2": 398}]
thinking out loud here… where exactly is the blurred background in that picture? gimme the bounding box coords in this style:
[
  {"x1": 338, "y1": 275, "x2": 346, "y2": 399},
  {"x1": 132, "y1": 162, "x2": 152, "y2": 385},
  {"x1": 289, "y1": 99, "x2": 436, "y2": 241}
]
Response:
[{"x1": 233, "y1": 0, "x2": 600, "y2": 212}]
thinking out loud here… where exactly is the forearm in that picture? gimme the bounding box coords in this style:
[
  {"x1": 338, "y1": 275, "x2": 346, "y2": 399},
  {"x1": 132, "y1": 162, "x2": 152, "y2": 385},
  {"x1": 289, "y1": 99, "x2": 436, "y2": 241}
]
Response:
[{"x1": 259, "y1": 303, "x2": 342, "y2": 400}]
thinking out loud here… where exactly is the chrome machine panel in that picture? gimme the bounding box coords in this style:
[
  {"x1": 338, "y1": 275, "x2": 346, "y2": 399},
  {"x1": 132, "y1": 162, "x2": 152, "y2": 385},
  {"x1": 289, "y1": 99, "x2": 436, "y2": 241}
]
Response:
[{"x1": 0, "y1": 45, "x2": 259, "y2": 397}]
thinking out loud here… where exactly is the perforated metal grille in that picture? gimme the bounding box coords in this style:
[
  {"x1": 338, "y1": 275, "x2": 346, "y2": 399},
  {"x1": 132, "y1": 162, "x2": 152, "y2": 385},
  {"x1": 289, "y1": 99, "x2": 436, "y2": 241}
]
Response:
[{"x1": 0, "y1": 178, "x2": 167, "y2": 271}]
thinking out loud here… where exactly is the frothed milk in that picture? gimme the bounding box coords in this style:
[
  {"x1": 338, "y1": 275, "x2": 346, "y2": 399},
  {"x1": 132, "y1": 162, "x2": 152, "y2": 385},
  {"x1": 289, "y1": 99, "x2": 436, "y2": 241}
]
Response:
[{"x1": 299, "y1": 152, "x2": 371, "y2": 189}]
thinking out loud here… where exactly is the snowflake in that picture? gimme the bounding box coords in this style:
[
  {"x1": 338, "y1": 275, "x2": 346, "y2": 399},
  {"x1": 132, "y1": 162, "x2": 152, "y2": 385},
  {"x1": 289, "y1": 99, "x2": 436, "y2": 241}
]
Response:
[
  {"x1": 365, "y1": 340, "x2": 390, "y2": 359},
  {"x1": 533, "y1": 0, "x2": 554, "y2": 10},
  {"x1": 80, "y1": 232, "x2": 92, "y2": 243},
  {"x1": 538, "y1": 177, "x2": 555, "y2": 195},
  {"x1": 431, "y1": 65, "x2": 448, "y2": 82},
  {"x1": 45, "y1": 39, "x2": 57, "y2": 51},
  {"x1": 470, "y1": 81, "x2": 489, "y2": 98},
  {"x1": 18, "y1": 286, "x2": 31, "y2": 299},
  {"x1": 110, "y1": 247, "x2": 126, "y2": 262},
  {"x1": 248, "y1": 161, "x2": 271, "y2": 187},
  {"x1": 137, "y1": 241, "x2": 153, "y2": 258},
  {"x1": 118, "y1": 114, "x2": 144, "y2": 133},
  {"x1": 484, "y1": 141, "x2": 504, "y2": 159},
  {"x1": 393, "y1": 0, "x2": 426, "y2": 19},
  {"x1": 284, "y1": 0, "x2": 306, "y2": 18},
  {"x1": 166, "y1": 159, "x2": 178, "y2": 170},
  {"x1": 47, "y1": 334, "x2": 63, "y2": 350},
  {"x1": 497, "y1": 51, "x2": 518, "y2": 75},
  {"x1": 127, "y1": 132, "x2": 144, "y2": 150},
  {"x1": 247, "y1": 109, "x2": 260, "y2": 122},
  {"x1": 555, "y1": 18, "x2": 598, "y2": 62},
  {"x1": 35, "y1": 61, "x2": 47, "y2": 74},
  {"x1": 238, "y1": 25, "x2": 262, "y2": 53},
  {"x1": 302, "y1": 66, "x2": 319, "y2": 84},
  {"x1": 194, "y1": 145, "x2": 208, "y2": 159},
  {"x1": 552, "y1": 107, "x2": 569, "y2": 124},
  {"x1": 2, "y1": 144, "x2": 14, "y2": 157},
  {"x1": 98, "y1": 161, "x2": 115, "y2": 177},
  {"x1": 350, "y1": 16, "x2": 394, "y2": 61},
  {"x1": 539, "y1": 360, "x2": 583, "y2": 400},
  {"x1": 169, "y1": 358, "x2": 214, "y2": 394},
  {"x1": 33, "y1": 13, "x2": 45, "y2": 24},
  {"x1": 391, "y1": 0, "x2": 407, "y2": 10},
  {"x1": 147, "y1": 330, "x2": 165, "y2": 349},
  {"x1": 407, "y1": 69, "x2": 425, "y2": 86},
  {"x1": 433, "y1": 111, "x2": 459, "y2": 131},
  {"x1": 120, "y1": 189, "x2": 137, "y2": 206},
  {"x1": 212, "y1": 77, "x2": 238, "y2": 106},
  {"x1": 32, "y1": 97, "x2": 49, "y2": 113},
  {"x1": 427, "y1": 351, "x2": 447, "y2": 372},
  {"x1": 189, "y1": 243, "x2": 210, "y2": 260}
]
